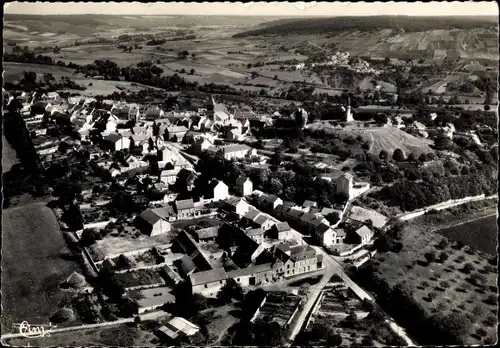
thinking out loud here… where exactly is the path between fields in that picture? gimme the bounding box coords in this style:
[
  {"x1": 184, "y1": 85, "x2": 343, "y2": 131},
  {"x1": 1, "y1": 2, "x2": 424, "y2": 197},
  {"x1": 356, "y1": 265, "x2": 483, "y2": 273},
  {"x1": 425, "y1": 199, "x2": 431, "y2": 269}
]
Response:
[{"x1": 0, "y1": 310, "x2": 170, "y2": 341}]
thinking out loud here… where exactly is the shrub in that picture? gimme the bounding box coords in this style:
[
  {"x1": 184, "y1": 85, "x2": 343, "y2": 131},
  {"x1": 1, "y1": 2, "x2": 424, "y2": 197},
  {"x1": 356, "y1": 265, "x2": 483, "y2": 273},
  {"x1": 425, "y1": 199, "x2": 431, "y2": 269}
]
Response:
[
  {"x1": 424, "y1": 251, "x2": 436, "y2": 263},
  {"x1": 484, "y1": 294, "x2": 497, "y2": 305},
  {"x1": 428, "y1": 292, "x2": 437, "y2": 300},
  {"x1": 438, "y1": 251, "x2": 449, "y2": 263},
  {"x1": 462, "y1": 262, "x2": 475, "y2": 274},
  {"x1": 437, "y1": 238, "x2": 449, "y2": 250}
]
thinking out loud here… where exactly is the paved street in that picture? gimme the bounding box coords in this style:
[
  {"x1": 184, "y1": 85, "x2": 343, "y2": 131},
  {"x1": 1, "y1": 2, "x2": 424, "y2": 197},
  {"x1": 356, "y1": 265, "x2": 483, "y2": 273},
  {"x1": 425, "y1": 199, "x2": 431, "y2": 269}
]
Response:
[{"x1": 286, "y1": 246, "x2": 417, "y2": 346}]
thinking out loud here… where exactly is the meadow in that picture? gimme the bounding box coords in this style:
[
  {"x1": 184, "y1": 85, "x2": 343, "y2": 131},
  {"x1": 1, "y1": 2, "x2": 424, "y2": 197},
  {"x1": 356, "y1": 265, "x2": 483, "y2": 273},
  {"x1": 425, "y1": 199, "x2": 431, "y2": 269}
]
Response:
[{"x1": 1, "y1": 202, "x2": 82, "y2": 333}]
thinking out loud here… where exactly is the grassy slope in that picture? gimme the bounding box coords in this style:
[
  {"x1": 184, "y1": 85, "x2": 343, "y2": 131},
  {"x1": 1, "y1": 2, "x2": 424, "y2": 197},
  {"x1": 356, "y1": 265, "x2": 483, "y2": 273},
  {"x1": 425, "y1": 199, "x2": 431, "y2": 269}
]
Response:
[
  {"x1": 2, "y1": 133, "x2": 19, "y2": 173},
  {"x1": 1, "y1": 203, "x2": 81, "y2": 333}
]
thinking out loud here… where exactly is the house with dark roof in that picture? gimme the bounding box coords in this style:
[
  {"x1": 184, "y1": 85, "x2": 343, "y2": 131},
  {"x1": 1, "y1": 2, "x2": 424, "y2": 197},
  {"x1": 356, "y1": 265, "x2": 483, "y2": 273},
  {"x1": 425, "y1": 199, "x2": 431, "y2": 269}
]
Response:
[
  {"x1": 312, "y1": 223, "x2": 344, "y2": 247},
  {"x1": 176, "y1": 169, "x2": 197, "y2": 192},
  {"x1": 134, "y1": 208, "x2": 172, "y2": 236},
  {"x1": 174, "y1": 198, "x2": 199, "y2": 219},
  {"x1": 174, "y1": 255, "x2": 198, "y2": 278},
  {"x1": 101, "y1": 132, "x2": 131, "y2": 151},
  {"x1": 268, "y1": 222, "x2": 293, "y2": 241},
  {"x1": 171, "y1": 231, "x2": 214, "y2": 274},
  {"x1": 224, "y1": 197, "x2": 250, "y2": 216},
  {"x1": 193, "y1": 226, "x2": 220, "y2": 242},
  {"x1": 235, "y1": 176, "x2": 253, "y2": 196}
]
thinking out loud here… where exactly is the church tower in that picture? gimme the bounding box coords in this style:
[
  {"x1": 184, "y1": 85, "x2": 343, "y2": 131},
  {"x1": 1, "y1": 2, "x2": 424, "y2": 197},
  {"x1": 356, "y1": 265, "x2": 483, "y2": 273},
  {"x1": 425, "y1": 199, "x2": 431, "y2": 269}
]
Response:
[{"x1": 345, "y1": 96, "x2": 354, "y2": 122}]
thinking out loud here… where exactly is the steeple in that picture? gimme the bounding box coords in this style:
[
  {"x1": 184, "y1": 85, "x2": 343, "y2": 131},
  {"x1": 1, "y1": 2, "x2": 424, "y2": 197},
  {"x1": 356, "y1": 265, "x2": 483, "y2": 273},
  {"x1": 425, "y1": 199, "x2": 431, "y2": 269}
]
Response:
[{"x1": 345, "y1": 96, "x2": 353, "y2": 122}]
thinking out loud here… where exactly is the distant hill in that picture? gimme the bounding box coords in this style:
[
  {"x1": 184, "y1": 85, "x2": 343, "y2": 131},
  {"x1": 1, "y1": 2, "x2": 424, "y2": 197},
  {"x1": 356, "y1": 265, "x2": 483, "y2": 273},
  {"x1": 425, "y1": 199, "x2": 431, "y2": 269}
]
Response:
[
  {"x1": 4, "y1": 14, "x2": 278, "y2": 30},
  {"x1": 233, "y1": 16, "x2": 498, "y2": 37}
]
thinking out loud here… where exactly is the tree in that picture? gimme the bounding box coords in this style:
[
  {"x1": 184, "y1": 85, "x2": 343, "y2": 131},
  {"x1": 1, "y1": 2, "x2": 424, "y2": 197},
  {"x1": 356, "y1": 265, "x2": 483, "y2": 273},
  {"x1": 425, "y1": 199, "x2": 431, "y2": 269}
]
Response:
[
  {"x1": 190, "y1": 68, "x2": 195, "y2": 75},
  {"x1": 178, "y1": 50, "x2": 189, "y2": 59},
  {"x1": 116, "y1": 254, "x2": 133, "y2": 269},
  {"x1": 379, "y1": 150, "x2": 389, "y2": 161},
  {"x1": 80, "y1": 228, "x2": 100, "y2": 247},
  {"x1": 462, "y1": 262, "x2": 474, "y2": 274},
  {"x1": 427, "y1": 313, "x2": 471, "y2": 344},
  {"x1": 424, "y1": 251, "x2": 436, "y2": 263},
  {"x1": 407, "y1": 152, "x2": 416, "y2": 163},
  {"x1": 392, "y1": 148, "x2": 405, "y2": 162},
  {"x1": 118, "y1": 297, "x2": 139, "y2": 317},
  {"x1": 216, "y1": 278, "x2": 243, "y2": 304},
  {"x1": 191, "y1": 52, "x2": 196, "y2": 59}
]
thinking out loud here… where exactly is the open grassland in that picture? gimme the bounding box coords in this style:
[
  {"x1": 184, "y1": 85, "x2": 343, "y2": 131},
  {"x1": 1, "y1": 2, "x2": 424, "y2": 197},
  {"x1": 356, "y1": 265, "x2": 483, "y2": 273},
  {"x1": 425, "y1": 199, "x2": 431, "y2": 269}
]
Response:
[
  {"x1": 1, "y1": 203, "x2": 82, "y2": 333},
  {"x1": 308, "y1": 125, "x2": 434, "y2": 156},
  {"x1": 2, "y1": 134, "x2": 19, "y2": 173},
  {"x1": 5, "y1": 323, "x2": 156, "y2": 347},
  {"x1": 370, "y1": 224, "x2": 498, "y2": 345},
  {"x1": 350, "y1": 127, "x2": 434, "y2": 156}
]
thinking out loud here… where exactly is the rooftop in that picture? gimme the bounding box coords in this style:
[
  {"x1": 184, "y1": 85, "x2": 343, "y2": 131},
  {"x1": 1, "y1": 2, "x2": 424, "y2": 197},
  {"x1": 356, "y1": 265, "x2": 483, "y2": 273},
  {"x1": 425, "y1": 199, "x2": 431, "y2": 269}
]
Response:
[{"x1": 189, "y1": 267, "x2": 228, "y2": 286}]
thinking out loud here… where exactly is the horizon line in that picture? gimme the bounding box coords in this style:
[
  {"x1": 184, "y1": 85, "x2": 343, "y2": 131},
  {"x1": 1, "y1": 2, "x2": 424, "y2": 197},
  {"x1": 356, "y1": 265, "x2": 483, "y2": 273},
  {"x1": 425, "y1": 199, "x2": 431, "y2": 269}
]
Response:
[{"x1": 5, "y1": 13, "x2": 498, "y2": 17}]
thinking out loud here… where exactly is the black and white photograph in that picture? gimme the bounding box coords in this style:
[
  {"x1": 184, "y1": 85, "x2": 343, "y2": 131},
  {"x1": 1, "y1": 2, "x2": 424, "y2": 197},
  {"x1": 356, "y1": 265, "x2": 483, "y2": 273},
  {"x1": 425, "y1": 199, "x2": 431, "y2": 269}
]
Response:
[{"x1": 1, "y1": 1, "x2": 498, "y2": 346}]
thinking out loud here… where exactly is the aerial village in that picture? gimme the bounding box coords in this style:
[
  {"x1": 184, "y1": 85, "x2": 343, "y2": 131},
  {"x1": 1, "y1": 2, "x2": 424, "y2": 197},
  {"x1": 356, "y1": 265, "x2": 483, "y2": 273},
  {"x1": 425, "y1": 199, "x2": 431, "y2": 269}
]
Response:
[{"x1": 2, "y1": 86, "x2": 495, "y2": 345}]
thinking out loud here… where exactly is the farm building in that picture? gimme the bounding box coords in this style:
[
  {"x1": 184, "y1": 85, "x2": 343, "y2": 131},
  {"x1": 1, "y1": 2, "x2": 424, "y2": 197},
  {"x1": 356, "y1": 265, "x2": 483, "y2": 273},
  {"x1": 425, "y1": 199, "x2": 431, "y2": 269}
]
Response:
[
  {"x1": 154, "y1": 317, "x2": 200, "y2": 343},
  {"x1": 134, "y1": 208, "x2": 173, "y2": 236}
]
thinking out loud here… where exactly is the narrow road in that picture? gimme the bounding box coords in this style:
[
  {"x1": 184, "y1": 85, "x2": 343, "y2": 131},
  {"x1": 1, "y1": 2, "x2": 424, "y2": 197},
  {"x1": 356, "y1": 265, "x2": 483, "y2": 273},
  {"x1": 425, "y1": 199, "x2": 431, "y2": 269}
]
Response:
[
  {"x1": 286, "y1": 247, "x2": 417, "y2": 346},
  {"x1": 287, "y1": 247, "x2": 340, "y2": 342},
  {"x1": 320, "y1": 248, "x2": 417, "y2": 346},
  {"x1": 396, "y1": 194, "x2": 497, "y2": 222}
]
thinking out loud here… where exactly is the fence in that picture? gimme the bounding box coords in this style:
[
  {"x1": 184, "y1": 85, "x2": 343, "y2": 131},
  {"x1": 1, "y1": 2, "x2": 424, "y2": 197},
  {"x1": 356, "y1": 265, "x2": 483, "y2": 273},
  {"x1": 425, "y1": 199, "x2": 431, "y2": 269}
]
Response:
[{"x1": 125, "y1": 281, "x2": 166, "y2": 292}]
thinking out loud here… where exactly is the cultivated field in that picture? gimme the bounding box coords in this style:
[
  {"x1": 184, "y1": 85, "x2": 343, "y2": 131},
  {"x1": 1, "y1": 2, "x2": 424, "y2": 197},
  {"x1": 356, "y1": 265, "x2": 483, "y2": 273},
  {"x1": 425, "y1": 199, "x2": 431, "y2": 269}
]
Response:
[
  {"x1": 434, "y1": 214, "x2": 497, "y2": 256},
  {"x1": 370, "y1": 224, "x2": 498, "y2": 344},
  {"x1": 1, "y1": 202, "x2": 82, "y2": 333}
]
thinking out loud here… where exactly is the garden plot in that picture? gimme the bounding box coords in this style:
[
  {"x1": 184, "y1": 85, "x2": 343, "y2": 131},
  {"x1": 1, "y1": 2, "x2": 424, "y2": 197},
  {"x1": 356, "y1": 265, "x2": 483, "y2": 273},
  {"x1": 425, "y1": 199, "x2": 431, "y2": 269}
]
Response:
[
  {"x1": 256, "y1": 292, "x2": 302, "y2": 328},
  {"x1": 115, "y1": 268, "x2": 166, "y2": 289},
  {"x1": 305, "y1": 285, "x2": 404, "y2": 346}
]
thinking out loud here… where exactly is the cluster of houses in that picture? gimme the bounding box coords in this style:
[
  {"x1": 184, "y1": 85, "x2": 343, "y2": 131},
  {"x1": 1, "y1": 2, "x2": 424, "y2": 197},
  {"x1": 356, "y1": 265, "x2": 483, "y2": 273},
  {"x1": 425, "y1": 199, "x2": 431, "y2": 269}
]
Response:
[{"x1": 10, "y1": 89, "x2": 382, "y2": 304}]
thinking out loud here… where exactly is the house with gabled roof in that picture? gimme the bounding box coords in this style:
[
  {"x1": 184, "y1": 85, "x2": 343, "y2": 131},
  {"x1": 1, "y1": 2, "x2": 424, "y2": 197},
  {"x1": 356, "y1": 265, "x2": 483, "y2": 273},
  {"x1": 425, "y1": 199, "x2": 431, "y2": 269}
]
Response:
[
  {"x1": 134, "y1": 208, "x2": 173, "y2": 236},
  {"x1": 235, "y1": 176, "x2": 253, "y2": 196},
  {"x1": 101, "y1": 132, "x2": 131, "y2": 152},
  {"x1": 189, "y1": 268, "x2": 228, "y2": 297},
  {"x1": 268, "y1": 222, "x2": 293, "y2": 240},
  {"x1": 350, "y1": 225, "x2": 374, "y2": 244},
  {"x1": 205, "y1": 179, "x2": 229, "y2": 201},
  {"x1": 253, "y1": 214, "x2": 276, "y2": 231},
  {"x1": 174, "y1": 198, "x2": 199, "y2": 219},
  {"x1": 165, "y1": 125, "x2": 188, "y2": 143},
  {"x1": 224, "y1": 197, "x2": 250, "y2": 216},
  {"x1": 245, "y1": 227, "x2": 265, "y2": 244}
]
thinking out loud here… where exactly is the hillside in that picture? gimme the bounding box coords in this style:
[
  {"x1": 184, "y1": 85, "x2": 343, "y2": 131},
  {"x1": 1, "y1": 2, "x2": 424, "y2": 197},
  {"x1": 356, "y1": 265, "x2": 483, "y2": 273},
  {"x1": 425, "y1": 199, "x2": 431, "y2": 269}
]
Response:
[
  {"x1": 309, "y1": 124, "x2": 434, "y2": 156},
  {"x1": 233, "y1": 16, "x2": 498, "y2": 37}
]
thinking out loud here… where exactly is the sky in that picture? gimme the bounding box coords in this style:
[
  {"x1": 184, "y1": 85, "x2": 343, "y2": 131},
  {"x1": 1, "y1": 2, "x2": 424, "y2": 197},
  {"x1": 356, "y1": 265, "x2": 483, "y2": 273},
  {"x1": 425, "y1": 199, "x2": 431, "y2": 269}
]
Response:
[{"x1": 4, "y1": 1, "x2": 499, "y2": 17}]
